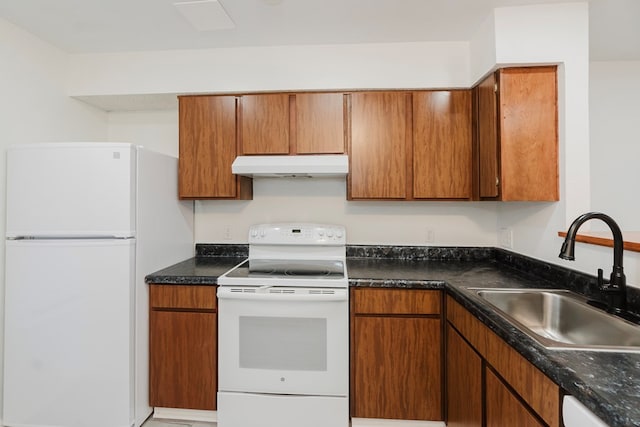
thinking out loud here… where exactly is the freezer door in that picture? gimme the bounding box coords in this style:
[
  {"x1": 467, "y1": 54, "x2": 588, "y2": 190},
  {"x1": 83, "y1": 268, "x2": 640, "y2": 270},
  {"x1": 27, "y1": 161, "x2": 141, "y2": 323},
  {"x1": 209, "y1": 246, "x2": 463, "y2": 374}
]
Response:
[
  {"x1": 3, "y1": 239, "x2": 136, "y2": 427},
  {"x1": 6, "y1": 143, "x2": 136, "y2": 238}
]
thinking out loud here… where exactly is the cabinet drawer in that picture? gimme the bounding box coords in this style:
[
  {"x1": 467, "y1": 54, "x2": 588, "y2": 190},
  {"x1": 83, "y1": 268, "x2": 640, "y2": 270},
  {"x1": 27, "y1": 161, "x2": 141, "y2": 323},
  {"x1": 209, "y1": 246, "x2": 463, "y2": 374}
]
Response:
[
  {"x1": 352, "y1": 288, "x2": 441, "y2": 315},
  {"x1": 150, "y1": 285, "x2": 217, "y2": 310}
]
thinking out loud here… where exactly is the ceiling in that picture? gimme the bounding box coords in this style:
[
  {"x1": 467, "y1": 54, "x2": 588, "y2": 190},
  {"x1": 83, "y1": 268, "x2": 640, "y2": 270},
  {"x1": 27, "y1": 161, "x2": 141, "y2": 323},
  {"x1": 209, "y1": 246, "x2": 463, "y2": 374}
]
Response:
[{"x1": 0, "y1": 0, "x2": 638, "y2": 61}]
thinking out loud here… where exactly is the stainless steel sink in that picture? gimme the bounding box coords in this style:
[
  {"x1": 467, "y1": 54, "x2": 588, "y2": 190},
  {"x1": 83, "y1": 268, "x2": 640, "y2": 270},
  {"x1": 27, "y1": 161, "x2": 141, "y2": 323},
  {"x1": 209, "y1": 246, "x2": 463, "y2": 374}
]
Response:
[{"x1": 471, "y1": 289, "x2": 640, "y2": 352}]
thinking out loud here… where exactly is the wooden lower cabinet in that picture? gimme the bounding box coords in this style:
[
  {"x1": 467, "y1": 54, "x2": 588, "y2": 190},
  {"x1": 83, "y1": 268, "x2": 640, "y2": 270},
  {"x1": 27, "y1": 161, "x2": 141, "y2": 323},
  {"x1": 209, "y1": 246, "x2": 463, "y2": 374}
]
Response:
[
  {"x1": 485, "y1": 368, "x2": 545, "y2": 427},
  {"x1": 351, "y1": 288, "x2": 443, "y2": 421},
  {"x1": 446, "y1": 295, "x2": 561, "y2": 427},
  {"x1": 149, "y1": 285, "x2": 217, "y2": 410},
  {"x1": 446, "y1": 325, "x2": 482, "y2": 427}
]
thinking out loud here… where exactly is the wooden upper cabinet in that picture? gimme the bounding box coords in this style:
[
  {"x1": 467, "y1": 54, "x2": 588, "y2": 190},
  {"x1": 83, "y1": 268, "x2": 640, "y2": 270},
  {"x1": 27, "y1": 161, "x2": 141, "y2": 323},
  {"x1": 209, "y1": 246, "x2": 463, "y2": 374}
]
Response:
[
  {"x1": 476, "y1": 73, "x2": 499, "y2": 198},
  {"x1": 499, "y1": 67, "x2": 558, "y2": 201},
  {"x1": 239, "y1": 93, "x2": 290, "y2": 154},
  {"x1": 476, "y1": 66, "x2": 559, "y2": 201},
  {"x1": 294, "y1": 93, "x2": 345, "y2": 154},
  {"x1": 349, "y1": 92, "x2": 412, "y2": 200},
  {"x1": 239, "y1": 92, "x2": 346, "y2": 155},
  {"x1": 413, "y1": 90, "x2": 472, "y2": 199},
  {"x1": 178, "y1": 96, "x2": 251, "y2": 200}
]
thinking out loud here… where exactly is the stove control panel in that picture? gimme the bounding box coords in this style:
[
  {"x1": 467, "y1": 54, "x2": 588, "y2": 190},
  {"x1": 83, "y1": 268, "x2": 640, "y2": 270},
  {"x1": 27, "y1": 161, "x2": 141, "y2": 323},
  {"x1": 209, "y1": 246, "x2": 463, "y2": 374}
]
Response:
[{"x1": 248, "y1": 223, "x2": 346, "y2": 245}]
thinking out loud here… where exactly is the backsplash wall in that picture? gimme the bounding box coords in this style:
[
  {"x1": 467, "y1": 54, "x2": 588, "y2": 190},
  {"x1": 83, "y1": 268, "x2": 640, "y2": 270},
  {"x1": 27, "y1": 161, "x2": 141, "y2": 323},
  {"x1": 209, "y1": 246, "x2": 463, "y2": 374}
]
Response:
[{"x1": 194, "y1": 178, "x2": 500, "y2": 246}]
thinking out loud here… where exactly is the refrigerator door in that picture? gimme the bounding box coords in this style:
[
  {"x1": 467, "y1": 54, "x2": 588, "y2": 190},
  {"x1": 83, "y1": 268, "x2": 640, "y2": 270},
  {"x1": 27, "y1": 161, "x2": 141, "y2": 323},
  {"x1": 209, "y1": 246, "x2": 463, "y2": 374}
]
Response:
[
  {"x1": 6, "y1": 143, "x2": 136, "y2": 238},
  {"x1": 4, "y1": 239, "x2": 136, "y2": 427}
]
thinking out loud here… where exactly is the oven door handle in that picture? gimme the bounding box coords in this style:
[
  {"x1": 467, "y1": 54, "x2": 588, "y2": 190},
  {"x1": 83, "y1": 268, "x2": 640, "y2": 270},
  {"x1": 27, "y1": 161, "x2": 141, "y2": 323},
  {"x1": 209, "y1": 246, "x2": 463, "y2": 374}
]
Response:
[{"x1": 217, "y1": 288, "x2": 348, "y2": 302}]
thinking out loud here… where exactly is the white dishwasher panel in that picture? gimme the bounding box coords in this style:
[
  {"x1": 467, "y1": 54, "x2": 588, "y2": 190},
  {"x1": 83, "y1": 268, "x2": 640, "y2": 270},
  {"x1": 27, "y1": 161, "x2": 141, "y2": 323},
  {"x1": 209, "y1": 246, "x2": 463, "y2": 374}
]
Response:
[{"x1": 563, "y1": 396, "x2": 609, "y2": 427}]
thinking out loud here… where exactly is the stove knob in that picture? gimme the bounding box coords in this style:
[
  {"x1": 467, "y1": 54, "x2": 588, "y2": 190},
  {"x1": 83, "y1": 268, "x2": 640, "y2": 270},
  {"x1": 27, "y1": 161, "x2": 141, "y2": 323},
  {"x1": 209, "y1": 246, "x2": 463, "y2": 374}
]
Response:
[
  {"x1": 260, "y1": 229, "x2": 266, "y2": 238},
  {"x1": 318, "y1": 229, "x2": 325, "y2": 238},
  {"x1": 327, "y1": 229, "x2": 334, "y2": 238},
  {"x1": 251, "y1": 229, "x2": 258, "y2": 238},
  {"x1": 336, "y1": 229, "x2": 344, "y2": 238}
]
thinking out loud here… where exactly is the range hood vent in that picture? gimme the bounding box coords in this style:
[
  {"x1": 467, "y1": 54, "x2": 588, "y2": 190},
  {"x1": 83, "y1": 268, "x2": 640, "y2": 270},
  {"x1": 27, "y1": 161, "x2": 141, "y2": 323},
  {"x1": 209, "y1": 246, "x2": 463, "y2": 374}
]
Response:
[{"x1": 231, "y1": 155, "x2": 349, "y2": 178}]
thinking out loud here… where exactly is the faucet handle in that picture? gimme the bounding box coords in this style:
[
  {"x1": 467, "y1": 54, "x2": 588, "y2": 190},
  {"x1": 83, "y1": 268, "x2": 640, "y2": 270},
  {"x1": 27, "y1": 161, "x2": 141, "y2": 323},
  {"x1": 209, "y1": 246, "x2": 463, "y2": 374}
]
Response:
[{"x1": 597, "y1": 268, "x2": 607, "y2": 288}]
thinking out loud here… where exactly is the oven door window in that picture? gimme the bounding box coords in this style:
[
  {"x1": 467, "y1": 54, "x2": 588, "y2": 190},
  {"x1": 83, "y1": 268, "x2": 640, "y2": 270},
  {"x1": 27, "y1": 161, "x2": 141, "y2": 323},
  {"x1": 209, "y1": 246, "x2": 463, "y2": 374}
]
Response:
[{"x1": 240, "y1": 316, "x2": 327, "y2": 371}]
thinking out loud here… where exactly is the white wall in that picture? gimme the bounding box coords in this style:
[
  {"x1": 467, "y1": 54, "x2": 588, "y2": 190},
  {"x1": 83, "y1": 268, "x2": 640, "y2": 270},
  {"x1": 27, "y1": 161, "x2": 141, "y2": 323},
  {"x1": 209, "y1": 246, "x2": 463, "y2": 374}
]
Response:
[
  {"x1": 589, "y1": 61, "x2": 640, "y2": 229},
  {"x1": 0, "y1": 17, "x2": 108, "y2": 420},
  {"x1": 68, "y1": 41, "x2": 470, "y2": 96},
  {"x1": 469, "y1": 8, "x2": 497, "y2": 84},
  {"x1": 107, "y1": 110, "x2": 179, "y2": 157},
  {"x1": 481, "y1": 4, "x2": 640, "y2": 288},
  {"x1": 471, "y1": 3, "x2": 611, "y2": 283},
  {"x1": 196, "y1": 182, "x2": 499, "y2": 245},
  {"x1": 586, "y1": 61, "x2": 640, "y2": 289}
]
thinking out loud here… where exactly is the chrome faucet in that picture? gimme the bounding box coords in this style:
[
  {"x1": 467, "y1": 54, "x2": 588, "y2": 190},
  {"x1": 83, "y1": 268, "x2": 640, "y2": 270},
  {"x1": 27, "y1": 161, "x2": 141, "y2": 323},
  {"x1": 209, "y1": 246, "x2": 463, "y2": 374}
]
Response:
[{"x1": 559, "y1": 212, "x2": 627, "y2": 312}]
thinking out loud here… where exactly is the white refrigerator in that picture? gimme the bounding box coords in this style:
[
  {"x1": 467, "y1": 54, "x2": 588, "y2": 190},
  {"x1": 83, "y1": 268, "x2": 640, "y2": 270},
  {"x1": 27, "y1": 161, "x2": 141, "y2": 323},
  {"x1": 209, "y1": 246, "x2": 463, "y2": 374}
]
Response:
[{"x1": 3, "y1": 143, "x2": 194, "y2": 427}]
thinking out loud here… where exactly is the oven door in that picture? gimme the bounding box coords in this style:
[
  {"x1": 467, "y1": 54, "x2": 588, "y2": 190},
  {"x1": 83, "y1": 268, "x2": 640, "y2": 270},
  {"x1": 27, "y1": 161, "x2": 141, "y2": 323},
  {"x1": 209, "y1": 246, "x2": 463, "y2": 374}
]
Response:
[{"x1": 217, "y1": 286, "x2": 349, "y2": 397}]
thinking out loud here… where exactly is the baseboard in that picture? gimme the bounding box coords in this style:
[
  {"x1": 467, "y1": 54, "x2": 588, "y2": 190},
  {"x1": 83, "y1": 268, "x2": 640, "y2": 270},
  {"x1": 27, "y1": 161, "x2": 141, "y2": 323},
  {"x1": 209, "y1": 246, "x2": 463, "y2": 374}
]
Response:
[
  {"x1": 351, "y1": 418, "x2": 445, "y2": 427},
  {"x1": 152, "y1": 407, "x2": 217, "y2": 423}
]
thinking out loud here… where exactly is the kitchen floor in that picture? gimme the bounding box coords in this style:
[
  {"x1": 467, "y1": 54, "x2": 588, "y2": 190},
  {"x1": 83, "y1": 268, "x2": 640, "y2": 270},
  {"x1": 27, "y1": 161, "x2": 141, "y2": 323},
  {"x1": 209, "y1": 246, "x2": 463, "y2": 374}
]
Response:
[
  {"x1": 142, "y1": 418, "x2": 445, "y2": 427},
  {"x1": 142, "y1": 419, "x2": 215, "y2": 427}
]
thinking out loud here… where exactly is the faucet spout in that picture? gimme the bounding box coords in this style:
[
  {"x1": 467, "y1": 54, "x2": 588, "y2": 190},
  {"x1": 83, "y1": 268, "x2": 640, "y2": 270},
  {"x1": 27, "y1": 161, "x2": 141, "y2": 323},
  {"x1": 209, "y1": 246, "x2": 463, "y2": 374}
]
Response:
[{"x1": 559, "y1": 212, "x2": 626, "y2": 312}]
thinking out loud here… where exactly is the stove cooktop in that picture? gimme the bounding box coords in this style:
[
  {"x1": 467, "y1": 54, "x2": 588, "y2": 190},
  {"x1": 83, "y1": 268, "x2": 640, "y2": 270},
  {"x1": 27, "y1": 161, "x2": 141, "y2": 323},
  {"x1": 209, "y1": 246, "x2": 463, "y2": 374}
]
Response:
[{"x1": 224, "y1": 259, "x2": 346, "y2": 280}]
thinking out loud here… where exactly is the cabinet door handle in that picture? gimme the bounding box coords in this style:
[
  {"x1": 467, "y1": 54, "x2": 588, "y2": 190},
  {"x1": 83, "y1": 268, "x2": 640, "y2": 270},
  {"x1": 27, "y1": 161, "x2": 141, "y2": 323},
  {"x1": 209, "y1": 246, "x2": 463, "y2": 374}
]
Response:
[{"x1": 496, "y1": 177, "x2": 500, "y2": 187}]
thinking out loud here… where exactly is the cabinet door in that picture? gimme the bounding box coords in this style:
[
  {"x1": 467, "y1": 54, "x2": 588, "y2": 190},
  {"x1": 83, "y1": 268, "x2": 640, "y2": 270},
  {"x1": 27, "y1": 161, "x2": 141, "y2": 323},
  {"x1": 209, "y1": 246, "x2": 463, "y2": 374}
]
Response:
[
  {"x1": 240, "y1": 94, "x2": 290, "y2": 154},
  {"x1": 446, "y1": 325, "x2": 482, "y2": 427},
  {"x1": 499, "y1": 67, "x2": 558, "y2": 201},
  {"x1": 476, "y1": 72, "x2": 499, "y2": 198},
  {"x1": 447, "y1": 295, "x2": 561, "y2": 427},
  {"x1": 413, "y1": 90, "x2": 472, "y2": 199},
  {"x1": 349, "y1": 92, "x2": 412, "y2": 199},
  {"x1": 294, "y1": 93, "x2": 345, "y2": 154},
  {"x1": 149, "y1": 310, "x2": 217, "y2": 410},
  {"x1": 179, "y1": 96, "x2": 243, "y2": 199},
  {"x1": 486, "y1": 368, "x2": 545, "y2": 427},
  {"x1": 352, "y1": 316, "x2": 442, "y2": 420}
]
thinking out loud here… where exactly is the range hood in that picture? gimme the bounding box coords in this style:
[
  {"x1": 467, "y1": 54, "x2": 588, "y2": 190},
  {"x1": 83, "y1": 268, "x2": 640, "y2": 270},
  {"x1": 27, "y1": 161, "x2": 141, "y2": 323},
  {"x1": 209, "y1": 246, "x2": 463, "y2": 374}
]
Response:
[{"x1": 231, "y1": 155, "x2": 349, "y2": 178}]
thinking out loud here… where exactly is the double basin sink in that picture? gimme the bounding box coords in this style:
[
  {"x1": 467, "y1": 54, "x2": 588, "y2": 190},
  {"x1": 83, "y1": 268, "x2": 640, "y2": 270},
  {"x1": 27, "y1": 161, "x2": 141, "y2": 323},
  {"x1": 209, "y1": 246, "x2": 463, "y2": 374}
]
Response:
[{"x1": 471, "y1": 288, "x2": 640, "y2": 352}]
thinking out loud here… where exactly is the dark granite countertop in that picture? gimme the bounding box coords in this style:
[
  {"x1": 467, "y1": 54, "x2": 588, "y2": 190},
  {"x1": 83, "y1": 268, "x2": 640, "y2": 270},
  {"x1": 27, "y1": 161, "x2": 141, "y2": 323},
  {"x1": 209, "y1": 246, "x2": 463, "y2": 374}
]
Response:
[
  {"x1": 146, "y1": 256, "x2": 246, "y2": 285},
  {"x1": 145, "y1": 244, "x2": 640, "y2": 427}
]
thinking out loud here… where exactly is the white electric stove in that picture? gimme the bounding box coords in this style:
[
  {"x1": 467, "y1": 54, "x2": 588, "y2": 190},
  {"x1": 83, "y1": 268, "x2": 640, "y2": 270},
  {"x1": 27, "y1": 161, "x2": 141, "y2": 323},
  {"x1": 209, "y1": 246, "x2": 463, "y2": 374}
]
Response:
[{"x1": 216, "y1": 223, "x2": 349, "y2": 427}]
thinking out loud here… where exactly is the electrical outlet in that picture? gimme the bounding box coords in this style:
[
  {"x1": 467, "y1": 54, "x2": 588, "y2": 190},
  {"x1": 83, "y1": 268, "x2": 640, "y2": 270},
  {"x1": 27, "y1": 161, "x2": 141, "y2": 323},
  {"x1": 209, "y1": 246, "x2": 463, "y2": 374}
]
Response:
[
  {"x1": 425, "y1": 227, "x2": 436, "y2": 244},
  {"x1": 223, "y1": 225, "x2": 232, "y2": 241},
  {"x1": 499, "y1": 227, "x2": 513, "y2": 249}
]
